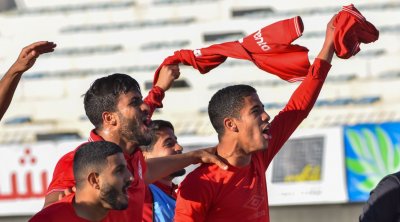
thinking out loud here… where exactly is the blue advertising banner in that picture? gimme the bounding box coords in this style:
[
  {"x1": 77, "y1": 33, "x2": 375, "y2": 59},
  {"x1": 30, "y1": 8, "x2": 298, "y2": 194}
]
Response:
[{"x1": 345, "y1": 122, "x2": 400, "y2": 202}]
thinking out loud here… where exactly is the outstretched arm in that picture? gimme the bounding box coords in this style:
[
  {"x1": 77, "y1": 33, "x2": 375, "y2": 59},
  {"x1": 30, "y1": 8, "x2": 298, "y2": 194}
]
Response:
[
  {"x1": 145, "y1": 147, "x2": 227, "y2": 184},
  {"x1": 0, "y1": 41, "x2": 56, "y2": 121}
]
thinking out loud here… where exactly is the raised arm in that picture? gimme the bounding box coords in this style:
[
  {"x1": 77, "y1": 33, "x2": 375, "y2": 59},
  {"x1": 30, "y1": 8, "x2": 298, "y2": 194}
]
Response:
[
  {"x1": 144, "y1": 64, "x2": 180, "y2": 118},
  {"x1": 316, "y1": 15, "x2": 335, "y2": 64},
  {"x1": 262, "y1": 16, "x2": 336, "y2": 166},
  {"x1": 0, "y1": 41, "x2": 56, "y2": 121}
]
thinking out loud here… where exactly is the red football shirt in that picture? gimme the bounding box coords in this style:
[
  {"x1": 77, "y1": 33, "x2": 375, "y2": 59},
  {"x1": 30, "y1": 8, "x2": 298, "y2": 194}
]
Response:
[
  {"x1": 46, "y1": 86, "x2": 164, "y2": 222},
  {"x1": 30, "y1": 194, "x2": 108, "y2": 222},
  {"x1": 174, "y1": 59, "x2": 331, "y2": 222},
  {"x1": 153, "y1": 16, "x2": 310, "y2": 85}
]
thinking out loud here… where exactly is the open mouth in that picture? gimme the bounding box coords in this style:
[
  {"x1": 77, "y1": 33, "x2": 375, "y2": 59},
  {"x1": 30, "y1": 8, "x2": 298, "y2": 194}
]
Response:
[{"x1": 262, "y1": 127, "x2": 272, "y2": 140}]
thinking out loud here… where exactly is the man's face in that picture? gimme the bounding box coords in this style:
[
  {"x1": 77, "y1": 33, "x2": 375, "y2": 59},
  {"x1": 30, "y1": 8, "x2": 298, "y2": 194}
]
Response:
[
  {"x1": 234, "y1": 93, "x2": 272, "y2": 153},
  {"x1": 147, "y1": 127, "x2": 186, "y2": 178},
  {"x1": 99, "y1": 153, "x2": 132, "y2": 210},
  {"x1": 116, "y1": 90, "x2": 152, "y2": 146}
]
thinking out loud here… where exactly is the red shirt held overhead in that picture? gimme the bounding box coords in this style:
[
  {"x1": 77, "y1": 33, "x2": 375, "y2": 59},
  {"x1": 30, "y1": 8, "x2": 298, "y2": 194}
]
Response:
[
  {"x1": 153, "y1": 16, "x2": 310, "y2": 84},
  {"x1": 174, "y1": 59, "x2": 332, "y2": 222},
  {"x1": 333, "y1": 4, "x2": 379, "y2": 59}
]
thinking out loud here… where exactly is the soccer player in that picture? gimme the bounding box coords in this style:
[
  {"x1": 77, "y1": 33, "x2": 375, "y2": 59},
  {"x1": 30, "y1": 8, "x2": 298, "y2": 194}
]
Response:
[
  {"x1": 142, "y1": 120, "x2": 186, "y2": 222},
  {"x1": 30, "y1": 141, "x2": 132, "y2": 221},
  {"x1": 174, "y1": 16, "x2": 337, "y2": 222},
  {"x1": 44, "y1": 66, "x2": 227, "y2": 222},
  {"x1": 0, "y1": 41, "x2": 56, "y2": 121}
]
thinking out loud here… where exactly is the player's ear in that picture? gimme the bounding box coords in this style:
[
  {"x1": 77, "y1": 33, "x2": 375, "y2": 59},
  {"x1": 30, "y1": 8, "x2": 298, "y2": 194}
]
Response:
[
  {"x1": 224, "y1": 118, "x2": 238, "y2": 133},
  {"x1": 88, "y1": 172, "x2": 100, "y2": 190},
  {"x1": 102, "y1": 111, "x2": 117, "y2": 126}
]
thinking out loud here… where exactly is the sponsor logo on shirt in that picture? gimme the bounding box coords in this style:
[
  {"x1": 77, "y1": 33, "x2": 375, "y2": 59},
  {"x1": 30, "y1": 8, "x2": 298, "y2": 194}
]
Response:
[
  {"x1": 253, "y1": 30, "x2": 270, "y2": 52},
  {"x1": 193, "y1": 49, "x2": 202, "y2": 57},
  {"x1": 244, "y1": 194, "x2": 264, "y2": 209}
]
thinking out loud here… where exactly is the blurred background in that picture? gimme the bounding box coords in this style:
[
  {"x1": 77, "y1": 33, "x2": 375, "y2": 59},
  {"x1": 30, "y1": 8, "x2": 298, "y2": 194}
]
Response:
[{"x1": 0, "y1": 0, "x2": 399, "y2": 221}]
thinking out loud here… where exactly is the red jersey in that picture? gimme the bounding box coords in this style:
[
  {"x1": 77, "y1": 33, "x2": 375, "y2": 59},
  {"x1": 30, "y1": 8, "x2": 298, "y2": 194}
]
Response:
[
  {"x1": 333, "y1": 4, "x2": 379, "y2": 59},
  {"x1": 30, "y1": 194, "x2": 108, "y2": 222},
  {"x1": 174, "y1": 59, "x2": 331, "y2": 222},
  {"x1": 153, "y1": 16, "x2": 310, "y2": 85},
  {"x1": 46, "y1": 86, "x2": 164, "y2": 222},
  {"x1": 142, "y1": 182, "x2": 178, "y2": 222}
]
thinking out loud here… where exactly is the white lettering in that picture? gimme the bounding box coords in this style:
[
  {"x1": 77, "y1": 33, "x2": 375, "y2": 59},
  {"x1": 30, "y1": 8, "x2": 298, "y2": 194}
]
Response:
[{"x1": 253, "y1": 30, "x2": 270, "y2": 52}]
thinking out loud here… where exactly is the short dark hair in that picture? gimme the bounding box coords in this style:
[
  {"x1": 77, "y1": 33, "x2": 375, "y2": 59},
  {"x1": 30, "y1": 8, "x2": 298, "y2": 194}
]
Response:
[
  {"x1": 83, "y1": 73, "x2": 141, "y2": 129},
  {"x1": 143, "y1": 120, "x2": 174, "y2": 152},
  {"x1": 208, "y1": 84, "x2": 257, "y2": 135},
  {"x1": 73, "y1": 141, "x2": 123, "y2": 189}
]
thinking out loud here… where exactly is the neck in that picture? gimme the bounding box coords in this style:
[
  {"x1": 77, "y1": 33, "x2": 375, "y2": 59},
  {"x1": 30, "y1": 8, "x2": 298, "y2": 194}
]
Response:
[
  {"x1": 96, "y1": 129, "x2": 138, "y2": 155},
  {"x1": 73, "y1": 191, "x2": 108, "y2": 222},
  {"x1": 216, "y1": 137, "x2": 252, "y2": 168}
]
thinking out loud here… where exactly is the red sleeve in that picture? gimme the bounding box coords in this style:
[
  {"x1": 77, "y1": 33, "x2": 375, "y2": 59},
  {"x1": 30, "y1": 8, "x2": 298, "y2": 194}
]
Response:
[
  {"x1": 174, "y1": 171, "x2": 213, "y2": 222},
  {"x1": 46, "y1": 151, "x2": 76, "y2": 194},
  {"x1": 261, "y1": 59, "x2": 332, "y2": 169},
  {"x1": 143, "y1": 86, "x2": 165, "y2": 118}
]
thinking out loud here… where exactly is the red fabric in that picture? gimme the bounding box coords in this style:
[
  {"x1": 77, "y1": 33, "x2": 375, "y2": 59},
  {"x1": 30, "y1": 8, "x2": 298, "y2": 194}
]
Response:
[
  {"x1": 30, "y1": 194, "x2": 106, "y2": 222},
  {"x1": 47, "y1": 131, "x2": 147, "y2": 222},
  {"x1": 144, "y1": 86, "x2": 165, "y2": 118},
  {"x1": 153, "y1": 16, "x2": 310, "y2": 84},
  {"x1": 142, "y1": 186, "x2": 154, "y2": 222},
  {"x1": 106, "y1": 148, "x2": 147, "y2": 222},
  {"x1": 174, "y1": 59, "x2": 332, "y2": 222},
  {"x1": 333, "y1": 4, "x2": 379, "y2": 59},
  {"x1": 143, "y1": 182, "x2": 178, "y2": 222},
  {"x1": 46, "y1": 87, "x2": 163, "y2": 222}
]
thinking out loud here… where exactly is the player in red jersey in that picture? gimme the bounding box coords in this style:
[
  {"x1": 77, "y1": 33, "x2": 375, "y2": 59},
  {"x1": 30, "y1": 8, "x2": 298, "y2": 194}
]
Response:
[
  {"x1": 174, "y1": 16, "x2": 337, "y2": 222},
  {"x1": 44, "y1": 66, "x2": 227, "y2": 222},
  {"x1": 142, "y1": 120, "x2": 186, "y2": 222},
  {"x1": 0, "y1": 41, "x2": 56, "y2": 121},
  {"x1": 30, "y1": 141, "x2": 132, "y2": 222}
]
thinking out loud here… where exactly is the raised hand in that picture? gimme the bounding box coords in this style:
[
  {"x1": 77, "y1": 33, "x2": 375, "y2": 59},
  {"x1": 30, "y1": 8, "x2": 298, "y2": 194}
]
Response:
[
  {"x1": 155, "y1": 64, "x2": 180, "y2": 91},
  {"x1": 0, "y1": 41, "x2": 56, "y2": 121},
  {"x1": 9, "y1": 41, "x2": 56, "y2": 75}
]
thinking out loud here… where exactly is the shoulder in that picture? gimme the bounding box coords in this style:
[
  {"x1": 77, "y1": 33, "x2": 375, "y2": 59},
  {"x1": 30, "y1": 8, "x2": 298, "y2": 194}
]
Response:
[
  {"x1": 53, "y1": 144, "x2": 83, "y2": 172},
  {"x1": 366, "y1": 173, "x2": 400, "y2": 204},
  {"x1": 373, "y1": 173, "x2": 400, "y2": 193},
  {"x1": 30, "y1": 201, "x2": 72, "y2": 221},
  {"x1": 56, "y1": 142, "x2": 86, "y2": 165},
  {"x1": 185, "y1": 163, "x2": 224, "y2": 182},
  {"x1": 179, "y1": 163, "x2": 231, "y2": 193},
  {"x1": 47, "y1": 146, "x2": 82, "y2": 192},
  {"x1": 57, "y1": 150, "x2": 76, "y2": 164}
]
